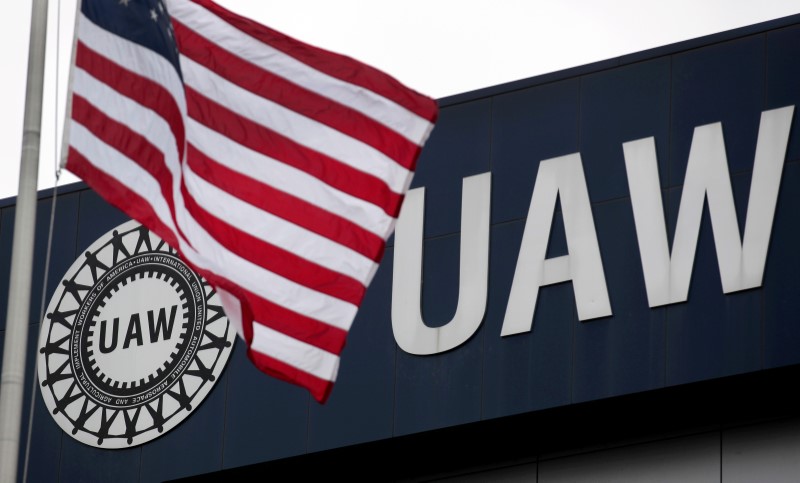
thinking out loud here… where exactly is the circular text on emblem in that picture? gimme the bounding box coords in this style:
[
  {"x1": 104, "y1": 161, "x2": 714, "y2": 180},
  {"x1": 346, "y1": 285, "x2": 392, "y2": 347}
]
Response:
[{"x1": 37, "y1": 220, "x2": 236, "y2": 449}]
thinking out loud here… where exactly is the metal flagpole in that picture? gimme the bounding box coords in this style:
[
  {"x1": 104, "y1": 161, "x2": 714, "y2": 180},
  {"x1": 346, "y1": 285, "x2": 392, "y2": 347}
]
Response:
[{"x1": 0, "y1": 0, "x2": 49, "y2": 481}]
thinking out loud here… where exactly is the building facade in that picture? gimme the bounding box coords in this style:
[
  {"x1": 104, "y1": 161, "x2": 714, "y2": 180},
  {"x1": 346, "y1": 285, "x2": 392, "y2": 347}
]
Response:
[{"x1": 2, "y1": 12, "x2": 800, "y2": 482}]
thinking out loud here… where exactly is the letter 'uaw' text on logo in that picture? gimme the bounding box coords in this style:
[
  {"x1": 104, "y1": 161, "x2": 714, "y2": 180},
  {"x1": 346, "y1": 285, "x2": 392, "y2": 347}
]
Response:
[{"x1": 37, "y1": 220, "x2": 236, "y2": 448}]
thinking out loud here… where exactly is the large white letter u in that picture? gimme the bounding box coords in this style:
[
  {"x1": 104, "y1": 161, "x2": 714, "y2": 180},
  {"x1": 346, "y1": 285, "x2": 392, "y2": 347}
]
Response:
[{"x1": 391, "y1": 172, "x2": 491, "y2": 355}]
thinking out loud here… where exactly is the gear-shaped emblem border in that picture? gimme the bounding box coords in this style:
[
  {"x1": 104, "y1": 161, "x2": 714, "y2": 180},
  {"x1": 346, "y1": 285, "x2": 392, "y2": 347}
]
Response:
[{"x1": 37, "y1": 220, "x2": 236, "y2": 449}]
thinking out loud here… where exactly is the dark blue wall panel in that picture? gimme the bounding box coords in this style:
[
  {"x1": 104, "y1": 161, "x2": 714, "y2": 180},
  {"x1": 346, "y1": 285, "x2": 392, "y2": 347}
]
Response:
[
  {"x1": 394, "y1": 233, "x2": 483, "y2": 436},
  {"x1": 670, "y1": 36, "x2": 765, "y2": 186},
  {"x1": 764, "y1": 162, "x2": 800, "y2": 368},
  {"x1": 138, "y1": 367, "x2": 229, "y2": 481},
  {"x1": 573, "y1": 199, "x2": 666, "y2": 404},
  {"x1": 766, "y1": 25, "x2": 800, "y2": 163},
  {"x1": 0, "y1": 192, "x2": 80, "y2": 332},
  {"x1": 37, "y1": 193, "x2": 81, "y2": 319},
  {"x1": 0, "y1": 207, "x2": 9, "y2": 331},
  {"x1": 75, "y1": 190, "x2": 129, "y2": 252},
  {"x1": 491, "y1": 79, "x2": 579, "y2": 223},
  {"x1": 664, "y1": 173, "x2": 762, "y2": 386},
  {"x1": 307, "y1": 248, "x2": 396, "y2": 452},
  {"x1": 410, "y1": 99, "x2": 492, "y2": 238},
  {"x1": 579, "y1": 58, "x2": 671, "y2": 202},
  {"x1": 221, "y1": 343, "x2": 309, "y2": 469},
  {"x1": 482, "y1": 220, "x2": 573, "y2": 419},
  {"x1": 59, "y1": 435, "x2": 141, "y2": 483}
]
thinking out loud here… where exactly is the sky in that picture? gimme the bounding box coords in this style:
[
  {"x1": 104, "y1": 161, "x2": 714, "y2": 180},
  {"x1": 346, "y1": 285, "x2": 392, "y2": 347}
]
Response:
[{"x1": 1, "y1": 0, "x2": 800, "y2": 202}]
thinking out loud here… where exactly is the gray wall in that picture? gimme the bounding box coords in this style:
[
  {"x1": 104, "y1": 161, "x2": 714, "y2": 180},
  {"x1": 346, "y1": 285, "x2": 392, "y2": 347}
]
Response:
[{"x1": 437, "y1": 417, "x2": 800, "y2": 482}]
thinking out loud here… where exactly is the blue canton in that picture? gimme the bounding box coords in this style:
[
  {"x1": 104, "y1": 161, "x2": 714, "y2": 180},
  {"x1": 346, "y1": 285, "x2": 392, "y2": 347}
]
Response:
[{"x1": 81, "y1": 0, "x2": 181, "y2": 77}]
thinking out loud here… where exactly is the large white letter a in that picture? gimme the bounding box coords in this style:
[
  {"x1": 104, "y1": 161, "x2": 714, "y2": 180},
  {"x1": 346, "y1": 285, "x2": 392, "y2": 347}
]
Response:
[{"x1": 501, "y1": 153, "x2": 612, "y2": 337}]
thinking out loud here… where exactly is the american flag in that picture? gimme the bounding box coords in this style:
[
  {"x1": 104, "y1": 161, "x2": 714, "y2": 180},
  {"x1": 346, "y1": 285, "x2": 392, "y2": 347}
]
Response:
[{"x1": 64, "y1": 0, "x2": 438, "y2": 403}]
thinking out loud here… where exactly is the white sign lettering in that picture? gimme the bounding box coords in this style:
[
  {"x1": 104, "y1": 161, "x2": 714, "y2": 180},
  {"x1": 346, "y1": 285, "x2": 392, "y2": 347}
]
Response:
[
  {"x1": 502, "y1": 152, "x2": 611, "y2": 337},
  {"x1": 391, "y1": 106, "x2": 795, "y2": 354},
  {"x1": 623, "y1": 106, "x2": 794, "y2": 307},
  {"x1": 392, "y1": 173, "x2": 491, "y2": 355}
]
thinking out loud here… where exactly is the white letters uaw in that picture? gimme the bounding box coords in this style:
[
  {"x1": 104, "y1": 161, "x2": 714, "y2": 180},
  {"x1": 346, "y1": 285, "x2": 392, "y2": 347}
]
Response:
[{"x1": 392, "y1": 106, "x2": 795, "y2": 355}]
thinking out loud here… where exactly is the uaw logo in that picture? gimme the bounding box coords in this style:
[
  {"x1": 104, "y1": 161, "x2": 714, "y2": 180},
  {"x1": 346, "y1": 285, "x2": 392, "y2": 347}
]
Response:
[{"x1": 37, "y1": 220, "x2": 236, "y2": 448}]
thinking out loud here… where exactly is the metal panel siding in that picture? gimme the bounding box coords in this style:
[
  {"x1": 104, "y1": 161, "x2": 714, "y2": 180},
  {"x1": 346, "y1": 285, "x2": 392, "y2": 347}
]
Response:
[
  {"x1": 664, "y1": 175, "x2": 763, "y2": 386},
  {"x1": 482, "y1": 220, "x2": 574, "y2": 419},
  {"x1": 0, "y1": 193, "x2": 80, "y2": 332},
  {"x1": 307, "y1": 247, "x2": 396, "y2": 452},
  {"x1": 491, "y1": 79, "x2": 580, "y2": 223},
  {"x1": 36, "y1": 194, "x2": 82, "y2": 318},
  {"x1": 75, "y1": 190, "x2": 130, "y2": 253},
  {"x1": 410, "y1": 98, "x2": 492, "y2": 238},
  {"x1": 764, "y1": 162, "x2": 800, "y2": 368},
  {"x1": 59, "y1": 434, "x2": 141, "y2": 483},
  {"x1": 670, "y1": 35, "x2": 765, "y2": 187},
  {"x1": 138, "y1": 369, "x2": 228, "y2": 481},
  {"x1": 766, "y1": 25, "x2": 800, "y2": 163},
  {"x1": 579, "y1": 58, "x2": 671, "y2": 203},
  {"x1": 0, "y1": 207, "x2": 13, "y2": 332},
  {"x1": 220, "y1": 342, "x2": 308, "y2": 469},
  {"x1": 762, "y1": 25, "x2": 800, "y2": 370},
  {"x1": 573, "y1": 199, "x2": 666, "y2": 404},
  {"x1": 394, "y1": 233, "x2": 484, "y2": 436}
]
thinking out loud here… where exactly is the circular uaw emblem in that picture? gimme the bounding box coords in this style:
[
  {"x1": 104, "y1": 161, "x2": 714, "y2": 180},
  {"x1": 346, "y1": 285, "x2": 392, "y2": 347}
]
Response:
[{"x1": 37, "y1": 220, "x2": 235, "y2": 448}]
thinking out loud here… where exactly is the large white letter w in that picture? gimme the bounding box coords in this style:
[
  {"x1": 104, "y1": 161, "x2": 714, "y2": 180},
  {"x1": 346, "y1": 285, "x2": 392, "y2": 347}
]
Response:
[{"x1": 623, "y1": 106, "x2": 794, "y2": 308}]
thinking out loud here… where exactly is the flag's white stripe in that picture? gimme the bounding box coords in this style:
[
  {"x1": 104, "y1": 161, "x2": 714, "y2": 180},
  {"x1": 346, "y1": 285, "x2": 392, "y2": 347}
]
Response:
[
  {"x1": 77, "y1": 11, "x2": 189, "y2": 231},
  {"x1": 251, "y1": 322, "x2": 339, "y2": 382},
  {"x1": 69, "y1": 123, "x2": 178, "y2": 237},
  {"x1": 184, "y1": 167, "x2": 376, "y2": 283},
  {"x1": 166, "y1": 0, "x2": 433, "y2": 145},
  {"x1": 188, "y1": 120, "x2": 394, "y2": 238},
  {"x1": 72, "y1": 111, "x2": 356, "y2": 331},
  {"x1": 182, "y1": 56, "x2": 412, "y2": 195},
  {"x1": 74, "y1": 137, "x2": 359, "y2": 331},
  {"x1": 217, "y1": 287, "x2": 245, "y2": 341},
  {"x1": 173, "y1": 206, "x2": 359, "y2": 331},
  {"x1": 77, "y1": 12, "x2": 187, "y2": 116},
  {"x1": 72, "y1": 68, "x2": 181, "y2": 173},
  {"x1": 72, "y1": 65, "x2": 189, "y2": 253}
]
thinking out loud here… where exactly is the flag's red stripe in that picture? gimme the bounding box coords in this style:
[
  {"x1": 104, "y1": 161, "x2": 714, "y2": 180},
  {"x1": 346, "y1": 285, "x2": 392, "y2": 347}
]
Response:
[
  {"x1": 187, "y1": 144, "x2": 386, "y2": 262},
  {"x1": 75, "y1": 41, "x2": 185, "y2": 163},
  {"x1": 69, "y1": 150, "x2": 351, "y2": 356},
  {"x1": 69, "y1": 0, "x2": 440, "y2": 404},
  {"x1": 71, "y1": 95, "x2": 177, "y2": 221},
  {"x1": 179, "y1": 183, "x2": 366, "y2": 306},
  {"x1": 151, "y1": 243, "x2": 350, "y2": 355},
  {"x1": 244, "y1": 294, "x2": 348, "y2": 354},
  {"x1": 174, "y1": 20, "x2": 421, "y2": 169},
  {"x1": 247, "y1": 346, "x2": 335, "y2": 403},
  {"x1": 72, "y1": 149, "x2": 339, "y2": 406},
  {"x1": 186, "y1": 87, "x2": 405, "y2": 216},
  {"x1": 186, "y1": 0, "x2": 438, "y2": 122},
  {"x1": 65, "y1": 148, "x2": 180, "y2": 251}
]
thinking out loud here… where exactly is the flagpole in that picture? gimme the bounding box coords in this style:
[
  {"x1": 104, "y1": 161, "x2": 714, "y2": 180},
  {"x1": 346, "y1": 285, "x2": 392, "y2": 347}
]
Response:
[{"x1": 0, "y1": 0, "x2": 49, "y2": 481}]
